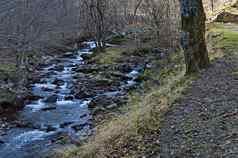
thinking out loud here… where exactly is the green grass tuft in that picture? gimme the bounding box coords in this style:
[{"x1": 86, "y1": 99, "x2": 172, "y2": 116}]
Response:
[{"x1": 0, "y1": 63, "x2": 16, "y2": 72}]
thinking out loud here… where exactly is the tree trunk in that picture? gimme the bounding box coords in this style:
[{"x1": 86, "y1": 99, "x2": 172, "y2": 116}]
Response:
[{"x1": 179, "y1": 0, "x2": 210, "y2": 74}]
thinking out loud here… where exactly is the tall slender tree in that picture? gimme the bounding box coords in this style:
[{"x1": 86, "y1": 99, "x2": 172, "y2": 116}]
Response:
[{"x1": 179, "y1": 0, "x2": 210, "y2": 74}]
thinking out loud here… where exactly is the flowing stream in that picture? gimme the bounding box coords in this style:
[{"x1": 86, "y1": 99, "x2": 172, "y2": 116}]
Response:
[
  {"x1": 0, "y1": 42, "x2": 141, "y2": 158},
  {"x1": 0, "y1": 43, "x2": 97, "y2": 158}
]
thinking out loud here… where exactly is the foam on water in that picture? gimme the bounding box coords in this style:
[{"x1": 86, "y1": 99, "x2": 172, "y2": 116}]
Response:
[
  {"x1": 83, "y1": 41, "x2": 97, "y2": 49},
  {"x1": 127, "y1": 70, "x2": 139, "y2": 78},
  {"x1": 127, "y1": 80, "x2": 137, "y2": 86},
  {"x1": 80, "y1": 100, "x2": 91, "y2": 108},
  {"x1": 56, "y1": 100, "x2": 76, "y2": 105},
  {"x1": 34, "y1": 83, "x2": 57, "y2": 89},
  {"x1": 7, "y1": 130, "x2": 48, "y2": 149},
  {"x1": 59, "y1": 82, "x2": 68, "y2": 90}
]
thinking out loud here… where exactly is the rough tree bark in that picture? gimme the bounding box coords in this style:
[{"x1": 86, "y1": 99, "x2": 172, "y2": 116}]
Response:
[{"x1": 179, "y1": 0, "x2": 210, "y2": 74}]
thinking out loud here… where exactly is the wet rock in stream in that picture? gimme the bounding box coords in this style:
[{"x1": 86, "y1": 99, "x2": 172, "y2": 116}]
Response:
[
  {"x1": 64, "y1": 95, "x2": 74, "y2": 100},
  {"x1": 0, "y1": 139, "x2": 5, "y2": 144},
  {"x1": 52, "y1": 79, "x2": 65, "y2": 86},
  {"x1": 45, "y1": 95, "x2": 58, "y2": 103},
  {"x1": 41, "y1": 106, "x2": 57, "y2": 111},
  {"x1": 49, "y1": 65, "x2": 64, "y2": 72}
]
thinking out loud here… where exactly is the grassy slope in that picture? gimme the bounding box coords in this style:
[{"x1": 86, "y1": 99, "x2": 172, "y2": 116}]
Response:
[{"x1": 59, "y1": 10, "x2": 238, "y2": 158}]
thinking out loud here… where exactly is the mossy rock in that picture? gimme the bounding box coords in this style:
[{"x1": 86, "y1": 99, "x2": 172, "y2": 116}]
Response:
[{"x1": 0, "y1": 89, "x2": 24, "y2": 114}]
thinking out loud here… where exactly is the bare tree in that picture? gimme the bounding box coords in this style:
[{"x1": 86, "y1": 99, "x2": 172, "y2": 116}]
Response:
[{"x1": 179, "y1": 0, "x2": 210, "y2": 74}]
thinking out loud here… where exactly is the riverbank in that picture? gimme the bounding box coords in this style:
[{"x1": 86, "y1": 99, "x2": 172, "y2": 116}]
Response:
[
  {"x1": 56, "y1": 12, "x2": 238, "y2": 158},
  {"x1": 0, "y1": 51, "x2": 40, "y2": 116},
  {"x1": 0, "y1": 37, "x2": 89, "y2": 116},
  {"x1": 50, "y1": 39, "x2": 187, "y2": 157},
  {"x1": 0, "y1": 38, "x2": 160, "y2": 158}
]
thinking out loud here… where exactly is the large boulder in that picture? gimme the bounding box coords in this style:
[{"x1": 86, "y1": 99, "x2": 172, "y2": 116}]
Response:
[{"x1": 52, "y1": 79, "x2": 65, "y2": 86}]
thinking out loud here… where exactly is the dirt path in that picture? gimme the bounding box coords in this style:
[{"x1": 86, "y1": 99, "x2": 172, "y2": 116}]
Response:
[{"x1": 159, "y1": 52, "x2": 238, "y2": 157}]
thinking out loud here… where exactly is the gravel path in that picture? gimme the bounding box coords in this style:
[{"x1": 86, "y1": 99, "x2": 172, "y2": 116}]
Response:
[{"x1": 159, "y1": 55, "x2": 238, "y2": 158}]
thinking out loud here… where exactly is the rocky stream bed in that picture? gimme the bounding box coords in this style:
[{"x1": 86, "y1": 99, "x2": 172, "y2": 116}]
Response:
[{"x1": 0, "y1": 42, "x2": 146, "y2": 158}]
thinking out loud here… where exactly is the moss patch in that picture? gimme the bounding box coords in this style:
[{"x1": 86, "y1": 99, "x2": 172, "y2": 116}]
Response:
[
  {"x1": 90, "y1": 47, "x2": 126, "y2": 65},
  {"x1": 0, "y1": 63, "x2": 17, "y2": 83},
  {"x1": 0, "y1": 89, "x2": 17, "y2": 104},
  {"x1": 0, "y1": 63, "x2": 16, "y2": 73}
]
